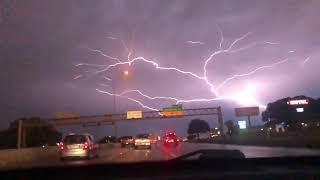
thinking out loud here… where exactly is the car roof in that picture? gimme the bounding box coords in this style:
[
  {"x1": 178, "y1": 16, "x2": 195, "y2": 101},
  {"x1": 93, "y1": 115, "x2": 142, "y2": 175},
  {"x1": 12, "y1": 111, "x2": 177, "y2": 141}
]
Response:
[{"x1": 65, "y1": 133, "x2": 92, "y2": 137}]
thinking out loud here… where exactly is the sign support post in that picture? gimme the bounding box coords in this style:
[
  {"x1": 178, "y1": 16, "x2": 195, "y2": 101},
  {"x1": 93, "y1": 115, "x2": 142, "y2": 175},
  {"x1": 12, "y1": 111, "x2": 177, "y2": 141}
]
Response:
[
  {"x1": 217, "y1": 106, "x2": 224, "y2": 137},
  {"x1": 247, "y1": 116, "x2": 251, "y2": 128}
]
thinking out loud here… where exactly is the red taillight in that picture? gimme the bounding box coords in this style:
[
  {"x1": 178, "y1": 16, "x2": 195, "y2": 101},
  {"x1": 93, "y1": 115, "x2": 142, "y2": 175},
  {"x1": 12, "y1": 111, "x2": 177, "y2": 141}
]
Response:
[
  {"x1": 83, "y1": 142, "x2": 89, "y2": 150},
  {"x1": 59, "y1": 142, "x2": 64, "y2": 150}
]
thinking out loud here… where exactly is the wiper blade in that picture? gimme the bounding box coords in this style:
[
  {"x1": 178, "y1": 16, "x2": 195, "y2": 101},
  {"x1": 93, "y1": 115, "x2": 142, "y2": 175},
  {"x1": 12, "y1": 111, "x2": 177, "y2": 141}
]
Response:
[{"x1": 171, "y1": 149, "x2": 245, "y2": 161}]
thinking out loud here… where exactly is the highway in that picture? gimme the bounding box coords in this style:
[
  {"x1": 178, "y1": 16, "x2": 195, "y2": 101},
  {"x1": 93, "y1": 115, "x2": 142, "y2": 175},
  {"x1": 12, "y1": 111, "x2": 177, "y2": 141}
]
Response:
[{"x1": 2, "y1": 142, "x2": 320, "y2": 170}]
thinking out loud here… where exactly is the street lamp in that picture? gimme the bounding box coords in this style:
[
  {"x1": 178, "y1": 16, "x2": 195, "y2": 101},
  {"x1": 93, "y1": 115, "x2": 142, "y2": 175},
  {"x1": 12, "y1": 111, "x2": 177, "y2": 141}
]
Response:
[
  {"x1": 123, "y1": 70, "x2": 129, "y2": 76},
  {"x1": 110, "y1": 70, "x2": 130, "y2": 137}
]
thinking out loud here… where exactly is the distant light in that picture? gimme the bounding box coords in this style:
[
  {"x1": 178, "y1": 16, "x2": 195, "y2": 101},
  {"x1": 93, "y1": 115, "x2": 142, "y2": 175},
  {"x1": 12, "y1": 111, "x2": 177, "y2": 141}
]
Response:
[
  {"x1": 124, "y1": 70, "x2": 129, "y2": 76},
  {"x1": 217, "y1": 131, "x2": 220, "y2": 135},
  {"x1": 305, "y1": 123, "x2": 308, "y2": 127},
  {"x1": 301, "y1": 123, "x2": 304, "y2": 126},
  {"x1": 238, "y1": 120, "x2": 247, "y2": 129},
  {"x1": 296, "y1": 108, "x2": 304, "y2": 112},
  {"x1": 215, "y1": 127, "x2": 218, "y2": 130},
  {"x1": 260, "y1": 128, "x2": 264, "y2": 131},
  {"x1": 287, "y1": 99, "x2": 309, "y2": 105},
  {"x1": 269, "y1": 127, "x2": 272, "y2": 130}
]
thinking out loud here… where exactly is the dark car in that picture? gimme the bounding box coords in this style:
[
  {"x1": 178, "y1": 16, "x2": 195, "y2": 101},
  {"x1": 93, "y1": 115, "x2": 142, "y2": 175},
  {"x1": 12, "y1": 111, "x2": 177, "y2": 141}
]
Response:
[
  {"x1": 120, "y1": 136, "x2": 134, "y2": 147},
  {"x1": 163, "y1": 132, "x2": 179, "y2": 147},
  {"x1": 98, "y1": 136, "x2": 118, "y2": 144}
]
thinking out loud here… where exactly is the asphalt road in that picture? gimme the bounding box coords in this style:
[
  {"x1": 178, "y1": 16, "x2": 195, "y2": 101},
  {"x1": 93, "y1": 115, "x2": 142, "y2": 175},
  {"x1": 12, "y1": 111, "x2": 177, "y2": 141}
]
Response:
[{"x1": 3, "y1": 142, "x2": 320, "y2": 170}]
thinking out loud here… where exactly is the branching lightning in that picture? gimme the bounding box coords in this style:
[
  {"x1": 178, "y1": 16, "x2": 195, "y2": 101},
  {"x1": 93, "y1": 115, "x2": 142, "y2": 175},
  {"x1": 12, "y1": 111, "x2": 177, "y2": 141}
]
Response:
[
  {"x1": 215, "y1": 57, "x2": 290, "y2": 91},
  {"x1": 186, "y1": 41, "x2": 205, "y2": 45},
  {"x1": 77, "y1": 27, "x2": 305, "y2": 112},
  {"x1": 302, "y1": 56, "x2": 311, "y2": 66},
  {"x1": 87, "y1": 47, "x2": 122, "y2": 63},
  {"x1": 96, "y1": 88, "x2": 159, "y2": 111},
  {"x1": 73, "y1": 75, "x2": 83, "y2": 80}
]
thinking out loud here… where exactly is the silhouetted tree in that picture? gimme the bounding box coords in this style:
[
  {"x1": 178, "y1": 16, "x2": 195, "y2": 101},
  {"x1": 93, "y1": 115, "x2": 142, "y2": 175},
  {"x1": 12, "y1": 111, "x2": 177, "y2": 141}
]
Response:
[
  {"x1": 0, "y1": 117, "x2": 62, "y2": 149},
  {"x1": 224, "y1": 120, "x2": 240, "y2": 136},
  {"x1": 225, "y1": 120, "x2": 235, "y2": 136},
  {"x1": 187, "y1": 119, "x2": 210, "y2": 139}
]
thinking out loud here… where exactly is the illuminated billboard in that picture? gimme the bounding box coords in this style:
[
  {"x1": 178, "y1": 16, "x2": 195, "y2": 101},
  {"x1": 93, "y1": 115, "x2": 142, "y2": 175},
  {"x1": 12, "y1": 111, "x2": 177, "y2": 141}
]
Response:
[
  {"x1": 287, "y1": 99, "x2": 309, "y2": 105},
  {"x1": 296, "y1": 108, "x2": 304, "y2": 112},
  {"x1": 162, "y1": 111, "x2": 183, "y2": 117},
  {"x1": 238, "y1": 120, "x2": 247, "y2": 129},
  {"x1": 235, "y1": 107, "x2": 259, "y2": 117}
]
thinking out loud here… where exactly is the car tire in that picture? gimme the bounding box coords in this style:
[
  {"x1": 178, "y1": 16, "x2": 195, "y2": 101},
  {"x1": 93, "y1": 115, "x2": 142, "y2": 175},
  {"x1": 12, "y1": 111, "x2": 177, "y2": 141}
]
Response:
[{"x1": 86, "y1": 152, "x2": 92, "y2": 160}]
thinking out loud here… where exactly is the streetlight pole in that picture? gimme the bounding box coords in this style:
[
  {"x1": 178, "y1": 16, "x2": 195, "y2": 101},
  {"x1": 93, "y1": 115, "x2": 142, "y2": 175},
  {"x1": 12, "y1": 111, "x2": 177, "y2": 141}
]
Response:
[
  {"x1": 111, "y1": 79, "x2": 116, "y2": 114},
  {"x1": 110, "y1": 70, "x2": 129, "y2": 138},
  {"x1": 111, "y1": 78, "x2": 117, "y2": 138}
]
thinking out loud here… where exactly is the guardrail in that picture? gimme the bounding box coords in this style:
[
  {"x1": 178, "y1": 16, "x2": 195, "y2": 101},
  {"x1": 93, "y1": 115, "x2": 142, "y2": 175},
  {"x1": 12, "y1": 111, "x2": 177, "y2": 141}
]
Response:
[{"x1": 0, "y1": 143, "x2": 117, "y2": 170}]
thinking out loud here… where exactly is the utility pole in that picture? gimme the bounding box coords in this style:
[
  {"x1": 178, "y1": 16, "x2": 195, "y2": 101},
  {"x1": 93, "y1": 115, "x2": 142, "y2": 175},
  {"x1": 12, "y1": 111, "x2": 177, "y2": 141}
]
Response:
[
  {"x1": 17, "y1": 119, "x2": 22, "y2": 149},
  {"x1": 22, "y1": 127, "x2": 26, "y2": 148},
  {"x1": 247, "y1": 116, "x2": 252, "y2": 128},
  {"x1": 217, "y1": 107, "x2": 224, "y2": 137}
]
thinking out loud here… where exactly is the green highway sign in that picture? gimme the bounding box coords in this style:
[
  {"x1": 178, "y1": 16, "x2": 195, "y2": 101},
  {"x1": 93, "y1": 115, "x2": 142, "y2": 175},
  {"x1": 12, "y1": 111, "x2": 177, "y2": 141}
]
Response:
[{"x1": 162, "y1": 104, "x2": 183, "y2": 112}]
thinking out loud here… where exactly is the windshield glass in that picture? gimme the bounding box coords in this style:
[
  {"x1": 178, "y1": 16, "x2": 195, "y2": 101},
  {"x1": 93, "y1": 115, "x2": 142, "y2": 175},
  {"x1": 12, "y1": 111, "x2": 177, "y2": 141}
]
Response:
[
  {"x1": 1, "y1": 0, "x2": 320, "y2": 171},
  {"x1": 121, "y1": 136, "x2": 133, "y2": 140},
  {"x1": 136, "y1": 134, "x2": 150, "y2": 139},
  {"x1": 64, "y1": 135, "x2": 86, "y2": 145}
]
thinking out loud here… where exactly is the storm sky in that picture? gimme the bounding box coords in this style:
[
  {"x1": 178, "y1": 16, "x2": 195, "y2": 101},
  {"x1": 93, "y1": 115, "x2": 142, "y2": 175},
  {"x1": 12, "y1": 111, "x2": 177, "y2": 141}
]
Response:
[{"x1": 1, "y1": 0, "x2": 320, "y2": 137}]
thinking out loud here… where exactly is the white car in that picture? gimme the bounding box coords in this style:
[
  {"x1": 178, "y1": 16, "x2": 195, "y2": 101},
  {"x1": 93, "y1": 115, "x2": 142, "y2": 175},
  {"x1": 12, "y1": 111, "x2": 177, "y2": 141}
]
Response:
[{"x1": 134, "y1": 134, "x2": 151, "y2": 149}]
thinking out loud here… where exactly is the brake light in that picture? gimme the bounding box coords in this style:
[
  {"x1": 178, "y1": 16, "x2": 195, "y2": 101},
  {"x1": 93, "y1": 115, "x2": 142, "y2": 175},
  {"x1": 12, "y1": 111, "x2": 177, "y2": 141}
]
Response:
[
  {"x1": 59, "y1": 142, "x2": 64, "y2": 150},
  {"x1": 83, "y1": 142, "x2": 89, "y2": 150}
]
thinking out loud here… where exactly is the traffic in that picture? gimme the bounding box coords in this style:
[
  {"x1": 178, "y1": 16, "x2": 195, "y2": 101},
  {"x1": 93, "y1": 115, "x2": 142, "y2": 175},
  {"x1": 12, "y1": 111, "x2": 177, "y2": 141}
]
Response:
[{"x1": 57, "y1": 132, "x2": 181, "y2": 161}]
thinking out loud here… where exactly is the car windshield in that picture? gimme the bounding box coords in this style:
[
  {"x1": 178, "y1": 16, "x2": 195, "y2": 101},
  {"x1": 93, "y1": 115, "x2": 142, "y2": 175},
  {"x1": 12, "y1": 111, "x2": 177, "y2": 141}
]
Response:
[
  {"x1": 64, "y1": 135, "x2": 86, "y2": 145},
  {"x1": 2, "y1": 0, "x2": 320, "y2": 171}
]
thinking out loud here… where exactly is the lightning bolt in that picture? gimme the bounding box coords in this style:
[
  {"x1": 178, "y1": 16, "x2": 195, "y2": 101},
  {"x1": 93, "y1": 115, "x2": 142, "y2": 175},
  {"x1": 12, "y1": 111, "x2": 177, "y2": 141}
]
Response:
[
  {"x1": 96, "y1": 89, "x2": 159, "y2": 111},
  {"x1": 78, "y1": 56, "x2": 205, "y2": 81},
  {"x1": 73, "y1": 75, "x2": 83, "y2": 80},
  {"x1": 99, "y1": 83, "x2": 110, "y2": 87},
  {"x1": 302, "y1": 56, "x2": 311, "y2": 66},
  {"x1": 102, "y1": 76, "x2": 112, "y2": 81},
  {"x1": 86, "y1": 47, "x2": 122, "y2": 63},
  {"x1": 186, "y1": 41, "x2": 205, "y2": 45},
  {"x1": 77, "y1": 27, "x2": 302, "y2": 112},
  {"x1": 215, "y1": 57, "x2": 290, "y2": 91}
]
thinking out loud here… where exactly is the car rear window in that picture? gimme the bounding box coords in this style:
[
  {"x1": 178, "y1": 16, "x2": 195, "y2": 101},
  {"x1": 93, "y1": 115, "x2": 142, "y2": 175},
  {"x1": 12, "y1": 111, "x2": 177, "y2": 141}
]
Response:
[
  {"x1": 122, "y1": 136, "x2": 133, "y2": 140},
  {"x1": 136, "y1": 134, "x2": 149, "y2": 139},
  {"x1": 165, "y1": 134, "x2": 177, "y2": 139},
  {"x1": 64, "y1": 135, "x2": 86, "y2": 144}
]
